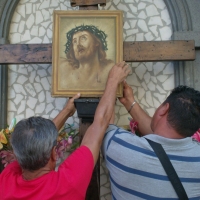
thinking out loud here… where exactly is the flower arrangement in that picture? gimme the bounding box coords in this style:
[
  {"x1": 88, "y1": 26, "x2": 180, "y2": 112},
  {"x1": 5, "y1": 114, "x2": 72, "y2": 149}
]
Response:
[
  {"x1": 56, "y1": 123, "x2": 80, "y2": 160},
  {"x1": 0, "y1": 118, "x2": 80, "y2": 170},
  {"x1": 0, "y1": 118, "x2": 16, "y2": 168}
]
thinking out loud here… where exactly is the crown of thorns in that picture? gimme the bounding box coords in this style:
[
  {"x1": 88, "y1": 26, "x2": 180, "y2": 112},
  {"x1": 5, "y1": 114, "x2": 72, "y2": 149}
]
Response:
[{"x1": 64, "y1": 25, "x2": 108, "y2": 53}]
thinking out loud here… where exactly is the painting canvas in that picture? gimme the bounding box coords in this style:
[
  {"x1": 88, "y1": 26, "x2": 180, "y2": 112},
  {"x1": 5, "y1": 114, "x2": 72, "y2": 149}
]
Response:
[{"x1": 52, "y1": 10, "x2": 123, "y2": 97}]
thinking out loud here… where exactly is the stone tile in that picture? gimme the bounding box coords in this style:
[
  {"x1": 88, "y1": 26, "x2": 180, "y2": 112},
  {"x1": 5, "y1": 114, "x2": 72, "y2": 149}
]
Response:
[
  {"x1": 148, "y1": 16, "x2": 163, "y2": 26},
  {"x1": 146, "y1": 91, "x2": 154, "y2": 107},
  {"x1": 145, "y1": 32, "x2": 154, "y2": 40},
  {"x1": 138, "y1": 19, "x2": 148, "y2": 32},
  {"x1": 162, "y1": 75, "x2": 174, "y2": 90},
  {"x1": 26, "y1": 108, "x2": 35, "y2": 118},
  {"x1": 146, "y1": 107, "x2": 156, "y2": 116},
  {"x1": 18, "y1": 21, "x2": 25, "y2": 33},
  {"x1": 138, "y1": 2, "x2": 146, "y2": 10},
  {"x1": 17, "y1": 100, "x2": 26, "y2": 114},
  {"x1": 46, "y1": 103, "x2": 54, "y2": 114},
  {"x1": 8, "y1": 87, "x2": 16, "y2": 99},
  {"x1": 16, "y1": 5, "x2": 26, "y2": 18},
  {"x1": 36, "y1": 10, "x2": 44, "y2": 25},
  {"x1": 154, "y1": 0, "x2": 166, "y2": 9},
  {"x1": 17, "y1": 75, "x2": 28, "y2": 84},
  {"x1": 26, "y1": 14, "x2": 35, "y2": 29},
  {"x1": 26, "y1": 3, "x2": 32, "y2": 14},
  {"x1": 149, "y1": 25, "x2": 158, "y2": 37},
  {"x1": 118, "y1": 3, "x2": 129, "y2": 12},
  {"x1": 27, "y1": 97, "x2": 38, "y2": 109},
  {"x1": 154, "y1": 93, "x2": 166, "y2": 103},
  {"x1": 127, "y1": 73, "x2": 141, "y2": 86},
  {"x1": 146, "y1": 5, "x2": 159, "y2": 16},
  {"x1": 100, "y1": 174, "x2": 107, "y2": 185},
  {"x1": 147, "y1": 81, "x2": 156, "y2": 91},
  {"x1": 13, "y1": 84, "x2": 26, "y2": 95},
  {"x1": 55, "y1": 98, "x2": 66, "y2": 110},
  {"x1": 157, "y1": 75, "x2": 168, "y2": 82},
  {"x1": 136, "y1": 32, "x2": 144, "y2": 41},
  {"x1": 12, "y1": 12, "x2": 21, "y2": 23},
  {"x1": 38, "y1": 91, "x2": 45, "y2": 102},
  {"x1": 25, "y1": 83, "x2": 36, "y2": 97},
  {"x1": 159, "y1": 26, "x2": 172, "y2": 40},
  {"x1": 31, "y1": 26, "x2": 39, "y2": 36},
  {"x1": 41, "y1": 77, "x2": 50, "y2": 90},
  {"x1": 10, "y1": 23, "x2": 19, "y2": 33},
  {"x1": 39, "y1": 0, "x2": 50, "y2": 9},
  {"x1": 138, "y1": 87, "x2": 145, "y2": 100},
  {"x1": 163, "y1": 62, "x2": 174, "y2": 74},
  {"x1": 35, "y1": 103, "x2": 45, "y2": 113},
  {"x1": 153, "y1": 62, "x2": 165, "y2": 76},
  {"x1": 7, "y1": 100, "x2": 17, "y2": 112},
  {"x1": 135, "y1": 63, "x2": 147, "y2": 80},
  {"x1": 138, "y1": 11, "x2": 147, "y2": 19}
]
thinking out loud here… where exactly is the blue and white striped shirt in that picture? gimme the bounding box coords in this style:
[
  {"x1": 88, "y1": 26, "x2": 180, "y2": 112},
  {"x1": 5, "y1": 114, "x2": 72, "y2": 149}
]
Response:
[{"x1": 102, "y1": 125, "x2": 200, "y2": 200}]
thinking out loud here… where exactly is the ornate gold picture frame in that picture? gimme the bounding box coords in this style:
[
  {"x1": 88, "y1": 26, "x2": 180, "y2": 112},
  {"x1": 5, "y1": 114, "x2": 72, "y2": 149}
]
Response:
[{"x1": 52, "y1": 10, "x2": 123, "y2": 97}]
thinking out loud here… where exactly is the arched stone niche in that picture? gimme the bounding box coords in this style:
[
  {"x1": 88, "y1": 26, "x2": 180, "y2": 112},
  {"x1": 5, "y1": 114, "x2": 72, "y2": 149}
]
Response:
[
  {"x1": 0, "y1": 0, "x2": 200, "y2": 128},
  {"x1": 164, "y1": 0, "x2": 200, "y2": 88},
  {"x1": 0, "y1": 0, "x2": 20, "y2": 128}
]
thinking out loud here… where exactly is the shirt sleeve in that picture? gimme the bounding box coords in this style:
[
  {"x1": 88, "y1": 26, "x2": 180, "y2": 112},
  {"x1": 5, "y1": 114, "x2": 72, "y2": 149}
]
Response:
[
  {"x1": 58, "y1": 145, "x2": 94, "y2": 196},
  {"x1": 102, "y1": 124, "x2": 118, "y2": 159}
]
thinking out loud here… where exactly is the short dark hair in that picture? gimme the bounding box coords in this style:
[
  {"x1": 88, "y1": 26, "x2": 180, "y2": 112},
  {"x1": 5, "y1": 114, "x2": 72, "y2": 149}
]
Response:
[
  {"x1": 163, "y1": 85, "x2": 200, "y2": 137},
  {"x1": 11, "y1": 116, "x2": 58, "y2": 171}
]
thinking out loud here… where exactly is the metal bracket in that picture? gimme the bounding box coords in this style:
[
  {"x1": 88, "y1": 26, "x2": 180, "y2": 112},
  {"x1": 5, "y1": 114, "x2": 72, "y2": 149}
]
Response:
[{"x1": 74, "y1": 98, "x2": 100, "y2": 123}]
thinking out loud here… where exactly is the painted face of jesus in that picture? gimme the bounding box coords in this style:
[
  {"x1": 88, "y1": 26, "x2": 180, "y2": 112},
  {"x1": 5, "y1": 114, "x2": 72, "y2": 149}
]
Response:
[{"x1": 72, "y1": 31, "x2": 98, "y2": 62}]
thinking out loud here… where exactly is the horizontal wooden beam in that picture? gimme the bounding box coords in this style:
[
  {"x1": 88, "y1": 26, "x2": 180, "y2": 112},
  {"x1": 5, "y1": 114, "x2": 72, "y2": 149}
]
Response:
[
  {"x1": 123, "y1": 40, "x2": 195, "y2": 62},
  {"x1": 70, "y1": 0, "x2": 106, "y2": 7},
  {"x1": 0, "y1": 44, "x2": 52, "y2": 64},
  {"x1": 0, "y1": 40, "x2": 195, "y2": 64}
]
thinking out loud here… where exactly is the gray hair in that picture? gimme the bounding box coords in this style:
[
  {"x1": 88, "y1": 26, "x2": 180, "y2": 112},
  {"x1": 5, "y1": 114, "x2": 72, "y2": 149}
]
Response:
[{"x1": 11, "y1": 116, "x2": 58, "y2": 171}]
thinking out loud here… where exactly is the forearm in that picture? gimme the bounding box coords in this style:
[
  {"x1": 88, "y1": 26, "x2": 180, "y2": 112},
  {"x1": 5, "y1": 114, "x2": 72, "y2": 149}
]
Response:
[
  {"x1": 128, "y1": 102, "x2": 152, "y2": 135},
  {"x1": 53, "y1": 107, "x2": 71, "y2": 131}
]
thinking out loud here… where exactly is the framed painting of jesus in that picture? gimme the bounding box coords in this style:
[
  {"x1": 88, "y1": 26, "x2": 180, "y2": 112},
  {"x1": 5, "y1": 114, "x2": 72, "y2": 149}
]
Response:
[{"x1": 52, "y1": 10, "x2": 123, "y2": 97}]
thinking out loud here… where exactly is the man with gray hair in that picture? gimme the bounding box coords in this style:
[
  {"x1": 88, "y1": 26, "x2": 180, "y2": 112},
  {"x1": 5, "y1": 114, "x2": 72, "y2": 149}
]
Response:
[{"x1": 0, "y1": 61, "x2": 130, "y2": 200}]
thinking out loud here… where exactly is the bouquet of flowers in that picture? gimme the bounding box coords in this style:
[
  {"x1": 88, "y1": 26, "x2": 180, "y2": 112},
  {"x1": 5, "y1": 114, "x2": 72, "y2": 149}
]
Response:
[
  {"x1": 0, "y1": 118, "x2": 16, "y2": 168},
  {"x1": 56, "y1": 123, "x2": 80, "y2": 160}
]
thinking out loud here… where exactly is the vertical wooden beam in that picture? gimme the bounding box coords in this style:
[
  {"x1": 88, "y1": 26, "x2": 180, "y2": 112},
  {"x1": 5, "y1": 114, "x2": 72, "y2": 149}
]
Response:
[{"x1": 79, "y1": 121, "x2": 100, "y2": 200}]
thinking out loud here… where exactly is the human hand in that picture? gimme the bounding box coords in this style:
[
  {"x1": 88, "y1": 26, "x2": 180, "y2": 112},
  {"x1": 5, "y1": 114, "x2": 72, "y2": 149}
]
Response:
[
  {"x1": 108, "y1": 61, "x2": 131, "y2": 84},
  {"x1": 64, "y1": 93, "x2": 81, "y2": 117},
  {"x1": 119, "y1": 81, "x2": 135, "y2": 110}
]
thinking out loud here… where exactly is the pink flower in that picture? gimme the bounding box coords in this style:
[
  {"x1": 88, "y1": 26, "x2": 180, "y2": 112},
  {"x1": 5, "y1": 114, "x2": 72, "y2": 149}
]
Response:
[
  {"x1": 192, "y1": 129, "x2": 200, "y2": 142},
  {"x1": 0, "y1": 150, "x2": 16, "y2": 167},
  {"x1": 67, "y1": 136, "x2": 73, "y2": 144},
  {"x1": 129, "y1": 119, "x2": 138, "y2": 134}
]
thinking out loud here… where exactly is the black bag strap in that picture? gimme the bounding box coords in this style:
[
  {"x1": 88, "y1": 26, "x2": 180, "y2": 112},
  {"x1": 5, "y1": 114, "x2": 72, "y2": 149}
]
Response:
[{"x1": 145, "y1": 138, "x2": 189, "y2": 200}]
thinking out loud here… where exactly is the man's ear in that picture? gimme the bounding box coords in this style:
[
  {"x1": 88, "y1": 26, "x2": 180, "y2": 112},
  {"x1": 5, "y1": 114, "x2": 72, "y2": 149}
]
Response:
[
  {"x1": 159, "y1": 103, "x2": 169, "y2": 116},
  {"x1": 51, "y1": 146, "x2": 57, "y2": 162}
]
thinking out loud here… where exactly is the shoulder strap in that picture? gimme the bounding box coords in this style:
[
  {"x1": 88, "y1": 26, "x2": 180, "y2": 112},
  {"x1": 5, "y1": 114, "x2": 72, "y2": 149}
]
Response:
[{"x1": 145, "y1": 138, "x2": 189, "y2": 200}]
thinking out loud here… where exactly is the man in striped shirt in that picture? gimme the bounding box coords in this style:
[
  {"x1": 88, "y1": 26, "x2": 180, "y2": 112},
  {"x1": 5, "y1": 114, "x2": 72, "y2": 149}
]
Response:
[{"x1": 102, "y1": 82, "x2": 200, "y2": 199}]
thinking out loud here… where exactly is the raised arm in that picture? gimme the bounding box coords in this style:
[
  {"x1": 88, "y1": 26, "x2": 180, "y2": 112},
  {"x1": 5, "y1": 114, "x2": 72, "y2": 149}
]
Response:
[
  {"x1": 81, "y1": 61, "x2": 131, "y2": 164},
  {"x1": 53, "y1": 93, "x2": 80, "y2": 131},
  {"x1": 119, "y1": 81, "x2": 153, "y2": 135}
]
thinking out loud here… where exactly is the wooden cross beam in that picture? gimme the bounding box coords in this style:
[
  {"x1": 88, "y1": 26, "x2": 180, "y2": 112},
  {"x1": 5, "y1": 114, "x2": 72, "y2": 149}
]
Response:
[
  {"x1": 0, "y1": 0, "x2": 195, "y2": 199},
  {"x1": 0, "y1": 40, "x2": 195, "y2": 64}
]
